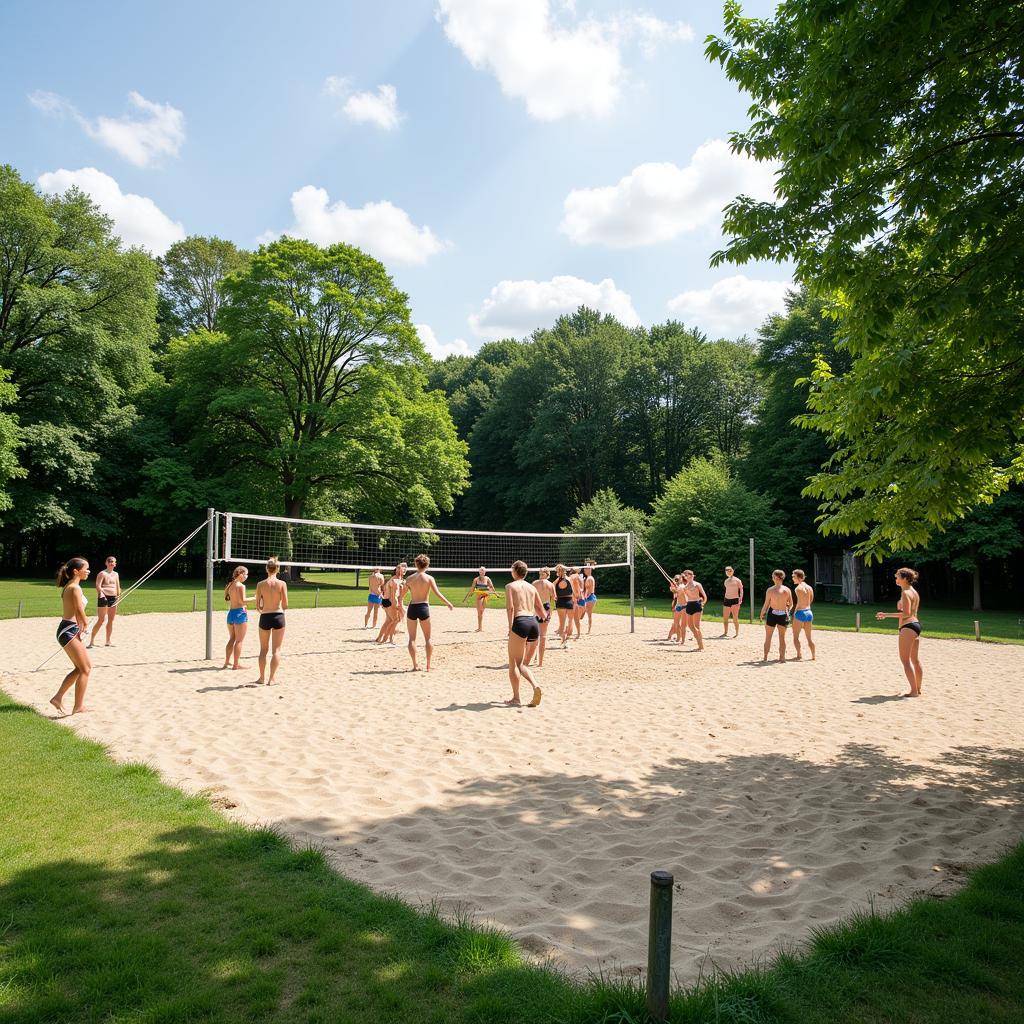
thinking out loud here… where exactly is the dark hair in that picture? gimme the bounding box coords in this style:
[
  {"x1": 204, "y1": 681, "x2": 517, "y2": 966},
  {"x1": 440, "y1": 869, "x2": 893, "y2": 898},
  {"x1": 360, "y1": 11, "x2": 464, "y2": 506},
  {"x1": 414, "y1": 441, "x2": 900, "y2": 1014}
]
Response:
[
  {"x1": 511, "y1": 560, "x2": 528, "y2": 578},
  {"x1": 792, "y1": 569, "x2": 806, "y2": 580},
  {"x1": 896, "y1": 567, "x2": 919, "y2": 583},
  {"x1": 772, "y1": 569, "x2": 785, "y2": 580},
  {"x1": 224, "y1": 565, "x2": 247, "y2": 601},
  {"x1": 414, "y1": 553, "x2": 429, "y2": 570},
  {"x1": 57, "y1": 557, "x2": 87, "y2": 588}
]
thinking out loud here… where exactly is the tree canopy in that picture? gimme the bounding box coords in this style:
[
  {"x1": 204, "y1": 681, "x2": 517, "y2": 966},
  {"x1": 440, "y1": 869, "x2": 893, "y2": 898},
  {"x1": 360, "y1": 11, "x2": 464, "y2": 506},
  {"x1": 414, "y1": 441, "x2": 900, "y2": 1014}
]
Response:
[{"x1": 707, "y1": 1, "x2": 1024, "y2": 559}]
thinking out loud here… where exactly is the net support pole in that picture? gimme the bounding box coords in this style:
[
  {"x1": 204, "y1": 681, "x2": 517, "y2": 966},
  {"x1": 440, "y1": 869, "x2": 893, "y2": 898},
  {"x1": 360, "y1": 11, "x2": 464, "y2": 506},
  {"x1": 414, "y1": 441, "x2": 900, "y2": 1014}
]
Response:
[
  {"x1": 205, "y1": 507, "x2": 215, "y2": 660},
  {"x1": 629, "y1": 533, "x2": 636, "y2": 634},
  {"x1": 749, "y1": 537, "x2": 755, "y2": 625}
]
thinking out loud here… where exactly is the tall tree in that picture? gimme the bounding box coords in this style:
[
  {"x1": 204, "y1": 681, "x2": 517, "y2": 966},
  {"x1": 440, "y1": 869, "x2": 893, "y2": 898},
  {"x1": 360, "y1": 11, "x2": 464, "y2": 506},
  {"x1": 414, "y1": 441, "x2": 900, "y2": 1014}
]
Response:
[
  {"x1": 708, "y1": 2, "x2": 1024, "y2": 558},
  {"x1": 158, "y1": 236, "x2": 250, "y2": 341},
  {"x1": 0, "y1": 164, "x2": 157, "y2": 560},
  {"x1": 142, "y1": 239, "x2": 468, "y2": 527},
  {"x1": 564, "y1": 488, "x2": 648, "y2": 593}
]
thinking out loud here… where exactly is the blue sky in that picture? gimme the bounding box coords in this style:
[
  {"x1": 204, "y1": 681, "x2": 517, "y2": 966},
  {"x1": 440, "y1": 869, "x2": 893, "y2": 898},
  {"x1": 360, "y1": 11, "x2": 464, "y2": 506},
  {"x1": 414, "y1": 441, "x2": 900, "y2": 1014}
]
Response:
[{"x1": 2, "y1": 0, "x2": 790, "y2": 357}]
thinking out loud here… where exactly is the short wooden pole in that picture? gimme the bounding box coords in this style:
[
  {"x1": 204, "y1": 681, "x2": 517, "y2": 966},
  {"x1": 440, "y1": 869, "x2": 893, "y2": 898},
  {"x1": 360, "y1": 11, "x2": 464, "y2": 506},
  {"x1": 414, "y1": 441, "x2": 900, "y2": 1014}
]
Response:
[
  {"x1": 646, "y1": 870, "x2": 673, "y2": 1023},
  {"x1": 192, "y1": 593, "x2": 197, "y2": 613},
  {"x1": 315, "y1": 587, "x2": 320, "y2": 609},
  {"x1": 974, "y1": 620, "x2": 981, "y2": 641},
  {"x1": 856, "y1": 612, "x2": 861, "y2": 631},
  {"x1": 643, "y1": 605, "x2": 647, "y2": 617},
  {"x1": 17, "y1": 600, "x2": 23, "y2": 619}
]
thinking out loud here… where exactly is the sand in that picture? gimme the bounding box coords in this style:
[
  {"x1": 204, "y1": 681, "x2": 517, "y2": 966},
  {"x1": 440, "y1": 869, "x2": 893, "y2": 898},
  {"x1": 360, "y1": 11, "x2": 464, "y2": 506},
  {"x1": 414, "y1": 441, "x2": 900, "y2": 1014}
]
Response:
[{"x1": 3, "y1": 605, "x2": 1023, "y2": 983}]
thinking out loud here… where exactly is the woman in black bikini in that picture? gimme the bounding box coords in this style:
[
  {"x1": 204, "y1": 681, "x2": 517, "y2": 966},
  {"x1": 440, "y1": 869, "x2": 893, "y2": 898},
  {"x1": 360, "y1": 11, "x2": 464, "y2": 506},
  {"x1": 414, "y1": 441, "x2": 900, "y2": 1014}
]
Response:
[
  {"x1": 255, "y1": 556, "x2": 288, "y2": 685},
  {"x1": 526, "y1": 566, "x2": 556, "y2": 667},
  {"x1": 51, "y1": 557, "x2": 93, "y2": 715},
  {"x1": 553, "y1": 563, "x2": 574, "y2": 647},
  {"x1": 505, "y1": 560, "x2": 545, "y2": 707},
  {"x1": 875, "y1": 567, "x2": 924, "y2": 697}
]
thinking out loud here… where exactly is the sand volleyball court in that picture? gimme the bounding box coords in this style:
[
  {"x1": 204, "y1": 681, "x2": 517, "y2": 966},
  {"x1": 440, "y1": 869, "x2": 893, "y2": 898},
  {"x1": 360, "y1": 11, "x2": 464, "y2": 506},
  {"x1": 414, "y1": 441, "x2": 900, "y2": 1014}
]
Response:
[{"x1": 3, "y1": 606, "x2": 1023, "y2": 982}]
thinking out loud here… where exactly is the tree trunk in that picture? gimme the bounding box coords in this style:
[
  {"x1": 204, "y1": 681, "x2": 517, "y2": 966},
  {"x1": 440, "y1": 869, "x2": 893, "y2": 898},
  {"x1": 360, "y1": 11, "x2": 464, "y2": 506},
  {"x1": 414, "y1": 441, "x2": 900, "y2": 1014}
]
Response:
[{"x1": 972, "y1": 563, "x2": 982, "y2": 612}]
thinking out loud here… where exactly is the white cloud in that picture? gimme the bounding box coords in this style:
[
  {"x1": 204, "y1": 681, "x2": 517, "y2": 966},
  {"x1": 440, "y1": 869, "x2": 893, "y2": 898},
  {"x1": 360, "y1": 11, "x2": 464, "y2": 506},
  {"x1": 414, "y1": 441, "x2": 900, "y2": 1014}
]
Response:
[
  {"x1": 619, "y1": 14, "x2": 694, "y2": 58},
  {"x1": 263, "y1": 185, "x2": 447, "y2": 265},
  {"x1": 416, "y1": 324, "x2": 473, "y2": 360},
  {"x1": 469, "y1": 275, "x2": 640, "y2": 338},
  {"x1": 323, "y1": 76, "x2": 402, "y2": 130},
  {"x1": 560, "y1": 139, "x2": 778, "y2": 247},
  {"x1": 666, "y1": 275, "x2": 791, "y2": 338},
  {"x1": 29, "y1": 90, "x2": 185, "y2": 168},
  {"x1": 37, "y1": 167, "x2": 185, "y2": 255}
]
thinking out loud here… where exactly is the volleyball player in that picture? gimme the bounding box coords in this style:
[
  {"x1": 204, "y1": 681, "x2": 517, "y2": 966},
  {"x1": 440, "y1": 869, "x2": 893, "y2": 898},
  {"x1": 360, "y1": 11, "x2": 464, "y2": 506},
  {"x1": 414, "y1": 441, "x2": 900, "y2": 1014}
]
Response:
[
  {"x1": 720, "y1": 565, "x2": 743, "y2": 637},
  {"x1": 553, "y1": 564, "x2": 574, "y2": 646},
  {"x1": 89, "y1": 555, "x2": 121, "y2": 648},
  {"x1": 582, "y1": 562, "x2": 597, "y2": 633},
  {"x1": 403, "y1": 554, "x2": 454, "y2": 672},
  {"x1": 505, "y1": 560, "x2": 545, "y2": 707},
  {"x1": 875, "y1": 567, "x2": 923, "y2": 696},
  {"x1": 791, "y1": 569, "x2": 816, "y2": 661},
  {"x1": 255, "y1": 556, "x2": 288, "y2": 685},
  {"x1": 759, "y1": 569, "x2": 793, "y2": 662},
  {"x1": 526, "y1": 566, "x2": 556, "y2": 667},
  {"x1": 51, "y1": 557, "x2": 92, "y2": 715},
  {"x1": 467, "y1": 566, "x2": 495, "y2": 632},
  {"x1": 678, "y1": 569, "x2": 707, "y2": 651},
  {"x1": 364, "y1": 567, "x2": 385, "y2": 629},
  {"x1": 222, "y1": 565, "x2": 251, "y2": 669}
]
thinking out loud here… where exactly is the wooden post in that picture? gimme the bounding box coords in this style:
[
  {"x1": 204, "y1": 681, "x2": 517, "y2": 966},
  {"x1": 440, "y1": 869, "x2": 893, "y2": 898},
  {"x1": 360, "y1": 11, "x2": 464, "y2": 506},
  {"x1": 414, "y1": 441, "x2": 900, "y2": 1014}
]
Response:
[
  {"x1": 192, "y1": 593, "x2": 197, "y2": 613},
  {"x1": 856, "y1": 612, "x2": 861, "y2": 631},
  {"x1": 749, "y1": 538, "x2": 755, "y2": 624},
  {"x1": 974, "y1": 620, "x2": 981, "y2": 641},
  {"x1": 17, "y1": 600, "x2": 23, "y2": 619},
  {"x1": 643, "y1": 605, "x2": 647, "y2": 617},
  {"x1": 646, "y1": 870, "x2": 673, "y2": 1023},
  {"x1": 315, "y1": 587, "x2": 320, "y2": 609}
]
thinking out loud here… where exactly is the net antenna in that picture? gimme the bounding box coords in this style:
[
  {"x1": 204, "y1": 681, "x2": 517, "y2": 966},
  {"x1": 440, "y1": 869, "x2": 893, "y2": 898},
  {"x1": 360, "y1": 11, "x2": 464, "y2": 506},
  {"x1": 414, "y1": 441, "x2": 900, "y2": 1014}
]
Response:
[{"x1": 207, "y1": 510, "x2": 636, "y2": 654}]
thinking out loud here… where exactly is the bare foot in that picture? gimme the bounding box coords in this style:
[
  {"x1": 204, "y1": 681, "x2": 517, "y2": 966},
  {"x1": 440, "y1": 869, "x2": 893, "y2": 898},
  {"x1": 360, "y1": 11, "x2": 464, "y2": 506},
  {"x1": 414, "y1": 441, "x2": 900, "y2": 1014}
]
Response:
[
  {"x1": 527, "y1": 686, "x2": 542, "y2": 708},
  {"x1": 795, "y1": 654, "x2": 803, "y2": 661},
  {"x1": 254, "y1": 678, "x2": 265, "y2": 686},
  {"x1": 71, "y1": 706, "x2": 94, "y2": 714},
  {"x1": 504, "y1": 698, "x2": 521, "y2": 706},
  {"x1": 49, "y1": 696, "x2": 66, "y2": 716},
  {"x1": 220, "y1": 663, "x2": 230, "y2": 670}
]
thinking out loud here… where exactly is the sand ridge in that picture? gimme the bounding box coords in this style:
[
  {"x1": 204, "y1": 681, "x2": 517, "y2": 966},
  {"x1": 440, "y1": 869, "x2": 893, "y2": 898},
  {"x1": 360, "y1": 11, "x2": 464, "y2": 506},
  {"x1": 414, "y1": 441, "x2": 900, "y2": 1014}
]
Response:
[{"x1": 3, "y1": 606, "x2": 1023, "y2": 982}]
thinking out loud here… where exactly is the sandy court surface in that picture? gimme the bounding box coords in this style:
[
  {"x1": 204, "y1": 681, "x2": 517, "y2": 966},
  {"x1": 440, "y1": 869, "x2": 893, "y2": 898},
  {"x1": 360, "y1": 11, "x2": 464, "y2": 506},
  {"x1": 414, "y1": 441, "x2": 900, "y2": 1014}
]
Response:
[{"x1": 3, "y1": 606, "x2": 1024, "y2": 982}]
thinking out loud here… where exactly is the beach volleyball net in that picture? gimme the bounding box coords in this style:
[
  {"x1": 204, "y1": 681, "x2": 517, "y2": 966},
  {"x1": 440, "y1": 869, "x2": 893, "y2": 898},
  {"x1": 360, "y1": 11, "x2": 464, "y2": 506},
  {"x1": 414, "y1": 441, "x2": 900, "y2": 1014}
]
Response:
[{"x1": 219, "y1": 510, "x2": 631, "y2": 573}]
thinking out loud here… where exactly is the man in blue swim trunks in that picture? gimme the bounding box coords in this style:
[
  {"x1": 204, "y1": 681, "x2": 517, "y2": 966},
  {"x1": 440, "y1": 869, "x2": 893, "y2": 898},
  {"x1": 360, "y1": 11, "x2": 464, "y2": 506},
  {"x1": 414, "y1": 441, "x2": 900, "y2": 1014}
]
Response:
[
  {"x1": 791, "y1": 569, "x2": 816, "y2": 661},
  {"x1": 364, "y1": 567, "x2": 385, "y2": 629}
]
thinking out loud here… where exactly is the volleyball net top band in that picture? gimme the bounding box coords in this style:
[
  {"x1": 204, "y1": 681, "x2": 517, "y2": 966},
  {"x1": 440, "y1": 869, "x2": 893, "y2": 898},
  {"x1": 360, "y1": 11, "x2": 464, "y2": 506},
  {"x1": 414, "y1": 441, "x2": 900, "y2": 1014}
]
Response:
[{"x1": 217, "y1": 510, "x2": 632, "y2": 574}]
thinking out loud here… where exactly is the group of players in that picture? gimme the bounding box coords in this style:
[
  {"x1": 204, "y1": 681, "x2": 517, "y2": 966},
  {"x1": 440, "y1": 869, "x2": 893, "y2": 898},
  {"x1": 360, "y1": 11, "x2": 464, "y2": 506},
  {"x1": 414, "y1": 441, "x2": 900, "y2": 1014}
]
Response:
[{"x1": 47, "y1": 551, "x2": 926, "y2": 716}]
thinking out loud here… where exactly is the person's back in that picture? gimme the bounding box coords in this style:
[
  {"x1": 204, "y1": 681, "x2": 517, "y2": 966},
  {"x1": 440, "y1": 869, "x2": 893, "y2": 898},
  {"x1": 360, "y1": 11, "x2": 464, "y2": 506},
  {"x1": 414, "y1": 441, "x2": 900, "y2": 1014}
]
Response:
[
  {"x1": 405, "y1": 571, "x2": 434, "y2": 604},
  {"x1": 257, "y1": 575, "x2": 287, "y2": 612}
]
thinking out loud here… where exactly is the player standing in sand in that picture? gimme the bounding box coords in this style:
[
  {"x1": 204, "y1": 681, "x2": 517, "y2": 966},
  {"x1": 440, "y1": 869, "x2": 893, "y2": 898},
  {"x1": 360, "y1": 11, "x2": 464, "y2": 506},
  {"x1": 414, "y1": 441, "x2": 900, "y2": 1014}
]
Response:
[
  {"x1": 720, "y1": 565, "x2": 743, "y2": 638},
  {"x1": 666, "y1": 574, "x2": 684, "y2": 643},
  {"x1": 466, "y1": 566, "x2": 495, "y2": 632},
  {"x1": 402, "y1": 553, "x2": 454, "y2": 672},
  {"x1": 526, "y1": 566, "x2": 556, "y2": 667},
  {"x1": 875, "y1": 567, "x2": 924, "y2": 697},
  {"x1": 759, "y1": 569, "x2": 793, "y2": 662},
  {"x1": 678, "y1": 569, "x2": 708, "y2": 651},
  {"x1": 505, "y1": 560, "x2": 545, "y2": 707},
  {"x1": 553, "y1": 564, "x2": 574, "y2": 646},
  {"x1": 89, "y1": 555, "x2": 121, "y2": 648},
  {"x1": 255, "y1": 556, "x2": 288, "y2": 685},
  {"x1": 394, "y1": 562, "x2": 408, "y2": 633},
  {"x1": 364, "y1": 567, "x2": 385, "y2": 629},
  {"x1": 51, "y1": 557, "x2": 93, "y2": 715},
  {"x1": 582, "y1": 562, "x2": 597, "y2": 634},
  {"x1": 222, "y1": 565, "x2": 252, "y2": 670},
  {"x1": 569, "y1": 567, "x2": 585, "y2": 640},
  {"x1": 375, "y1": 567, "x2": 402, "y2": 645},
  {"x1": 791, "y1": 569, "x2": 816, "y2": 661}
]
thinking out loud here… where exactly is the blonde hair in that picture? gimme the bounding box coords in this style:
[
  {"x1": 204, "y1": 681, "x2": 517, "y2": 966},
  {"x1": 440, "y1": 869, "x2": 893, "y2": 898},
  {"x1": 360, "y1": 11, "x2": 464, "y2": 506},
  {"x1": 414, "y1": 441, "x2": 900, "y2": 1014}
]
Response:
[
  {"x1": 896, "y1": 567, "x2": 919, "y2": 583},
  {"x1": 415, "y1": 553, "x2": 430, "y2": 570},
  {"x1": 266, "y1": 556, "x2": 280, "y2": 575}
]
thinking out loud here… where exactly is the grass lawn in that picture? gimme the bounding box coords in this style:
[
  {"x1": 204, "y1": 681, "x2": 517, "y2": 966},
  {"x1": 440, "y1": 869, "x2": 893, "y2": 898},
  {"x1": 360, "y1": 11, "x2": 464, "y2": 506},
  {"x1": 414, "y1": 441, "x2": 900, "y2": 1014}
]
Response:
[
  {"x1": 2, "y1": 573, "x2": 1021, "y2": 643},
  {"x1": 2, "y1": 692, "x2": 1024, "y2": 1023}
]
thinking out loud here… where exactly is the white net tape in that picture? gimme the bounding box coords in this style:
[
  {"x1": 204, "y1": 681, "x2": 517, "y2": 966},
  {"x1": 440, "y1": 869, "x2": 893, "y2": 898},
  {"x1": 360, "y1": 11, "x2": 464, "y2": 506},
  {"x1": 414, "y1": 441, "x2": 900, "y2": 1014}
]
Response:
[{"x1": 221, "y1": 512, "x2": 630, "y2": 573}]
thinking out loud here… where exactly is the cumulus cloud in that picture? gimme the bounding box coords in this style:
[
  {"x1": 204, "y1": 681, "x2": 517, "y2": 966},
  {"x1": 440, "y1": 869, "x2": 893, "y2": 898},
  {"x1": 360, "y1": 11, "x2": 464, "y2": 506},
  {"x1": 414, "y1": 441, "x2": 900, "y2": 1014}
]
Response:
[
  {"x1": 262, "y1": 185, "x2": 447, "y2": 265},
  {"x1": 666, "y1": 275, "x2": 792, "y2": 338},
  {"x1": 36, "y1": 167, "x2": 185, "y2": 254},
  {"x1": 469, "y1": 275, "x2": 640, "y2": 338},
  {"x1": 29, "y1": 90, "x2": 185, "y2": 168},
  {"x1": 560, "y1": 139, "x2": 778, "y2": 247},
  {"x1": 416, "y1": 324, "x2": 473, "y2": 360},
  {"x1": 437, "y1": 0, "x2": 692, "y2": 120},
  {"x1": 323, "y1": 76, "x2": 402, "y2": 130}
]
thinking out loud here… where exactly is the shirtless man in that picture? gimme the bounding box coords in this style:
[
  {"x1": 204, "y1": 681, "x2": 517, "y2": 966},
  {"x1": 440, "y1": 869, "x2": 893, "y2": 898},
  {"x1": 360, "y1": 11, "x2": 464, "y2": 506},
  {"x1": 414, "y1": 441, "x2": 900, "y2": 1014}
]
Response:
[
  {"x1": 375, "y1": 567, "x2": 403, "y2": 645},
  {"x1": 403, "y1": 553, "x2": 454, "y2": 672},
  {"x1": 678, "y1": 569, "x2": 708, "y2": 651},
  {"x1": 791, "y1": 569, "x2": 816, "y2": 661},
  {"x1": 505, "y1": 560, "x2": 545, "y2": 707},
  {"x1": 526, "y1": 566, "x2": 556, "y2": 668},
  {"x1": 255, "y1": 556, "x2": 288, "y2": 685},
  {"x1": 720, "y1": 565, "x2": 744, "y2": 638},
  {"x1": 759, "y1": 569, "x2": 793, "y2": 662},
  {"x1": 364, "y1": 566, "x2": 385, "y2": 629},
  {"x1": 90, "y1": 555, "x2": 121, "y2": 648},
  {"x1": 394, "y1": 563, "x2": 408, "y2": 633}
]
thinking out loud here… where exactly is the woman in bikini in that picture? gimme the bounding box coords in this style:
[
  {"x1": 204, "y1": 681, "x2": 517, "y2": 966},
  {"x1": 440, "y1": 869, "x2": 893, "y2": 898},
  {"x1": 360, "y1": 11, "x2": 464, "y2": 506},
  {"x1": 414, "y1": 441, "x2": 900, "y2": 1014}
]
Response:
[
  {"x1": 505, "y1": 560, "x2": 546, "y2": 707},
  {"x1": 678, "y1": 569, "x2": 707, "y2": 651},
  {"x1": 759, "y1": 569, "x2": 793, "y2": 662},
  {"x1": 51, "y1": 557, "x2": 93, "y2": 715},
  {"x1": 375, "y1": 567, "x2": 403, "y2": 645},
  {"x1": 666, "y1": 574, "x2": 684, "y2": 643},
  {"x1": 553, "y1": 564, "x2": 574, "y2": 646},
  {"x1": 89, "y1": 555, "x2": 121, "y2": 648},
  {"x1": 364, "y1": 567, "x2": 385, "y2": 629},
  {"x1": 875, "y1": 567, "x2": 923, "y2": 697},
  {"x1": 720, "y1": 565, "x2": 743, "y2": 638},
  {"x1": 791, "y1": 569, "x2": 816, "y2": 661},
  {"x1": 569, "y1": 567, "x2": 585, "y2": 640},
  {"x1": 582, "y1": 563, "x2": 597, "y2": 634},
  {"x1": 255, "y1": 556, "x2": 288, "y2": 685},
  {"x1": 222, "y1": 565, "x2": 252, "y2": 670},
  {"x1": 467, "y1": 566, "x2": 495, "y2": 632},
  {"x1": 526, "y1": 566, "x2": 556, "y2": 667}
]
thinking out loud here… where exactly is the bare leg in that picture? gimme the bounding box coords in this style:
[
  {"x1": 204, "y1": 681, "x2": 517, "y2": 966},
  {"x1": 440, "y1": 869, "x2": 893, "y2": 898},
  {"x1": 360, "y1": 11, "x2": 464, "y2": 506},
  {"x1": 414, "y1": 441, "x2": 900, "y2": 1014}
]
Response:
[
  {"x1": 898, "y1": 629, "x2": 921, "y2": 695},
  {"x1": 407, "y1": 618, "x2": 420, "y2": 670},
  {"x1": 806, "y1": 623, "x2": 816, "y2": 661},
  {"x1": 557, "y1": 609, "x2": 569, "y2": 646},
  {"x1": 691, "y1": 613, "x2": 704, "y2": 651},
  {"x1": 763, "y1": 625, "x2": 773, "y2": 660},
  {"x1": 778, "y1": 626, "x2": 787, "y2": 662},
  {"x1": 678, "y1": 613, "x2": 689, "y2": 646},
  {"x1": 268, "y1": 626, "x2": 285, "y2": 684},
  {"x1": 586, "y1": 606, "x2": 593, "y2": 634},
  {"x1": 89, "y1": 607, "x2": 106, "y2": 648},
  {"x1": 422, "y1": 618, "x2": 434, "y2": 671},
  {"x1": 52, "y1": 637, "x2": 92, "y2": 713},
  {"x1": 507, "y1": 632, "x2": 526, "y2": 703},
  {"x1": 793, "y1": 623, "x2": 803, "y2": 660},
  {"x1": 233, "y1": 622, "x2": 248, "y2": 668},
  {"x1": 476, "y1": 598, "x2": 485, "y2": 632},
  {"x1": 730, "y1": 606, "x2": 741, "y2": 637},
  {"x1": 223, "y1": 622, "x2": 235, "y2": 668},
  {"x1": 256, "y1": 629, "x2": 270, "y2": 684},
  {"x1": 911, "y1": 635, "x2": 923, "y2": 692},
  {"x1": 105, "y1": 607, "x2": 116, "y2": 644},
  {"x1": 364, "y1": 602, "x2": 372, "y2": 627}
]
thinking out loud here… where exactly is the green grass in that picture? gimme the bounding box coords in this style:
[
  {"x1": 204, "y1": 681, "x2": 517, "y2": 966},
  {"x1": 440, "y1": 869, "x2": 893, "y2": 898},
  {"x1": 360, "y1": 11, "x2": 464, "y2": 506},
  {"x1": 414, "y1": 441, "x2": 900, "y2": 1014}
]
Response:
[
  {"x1": 2, "y1": 691, "x2": 1024, "y2": 1023},
  {"x1": 2, "y1": 573, "x2": 1022, "y2": 643}
]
